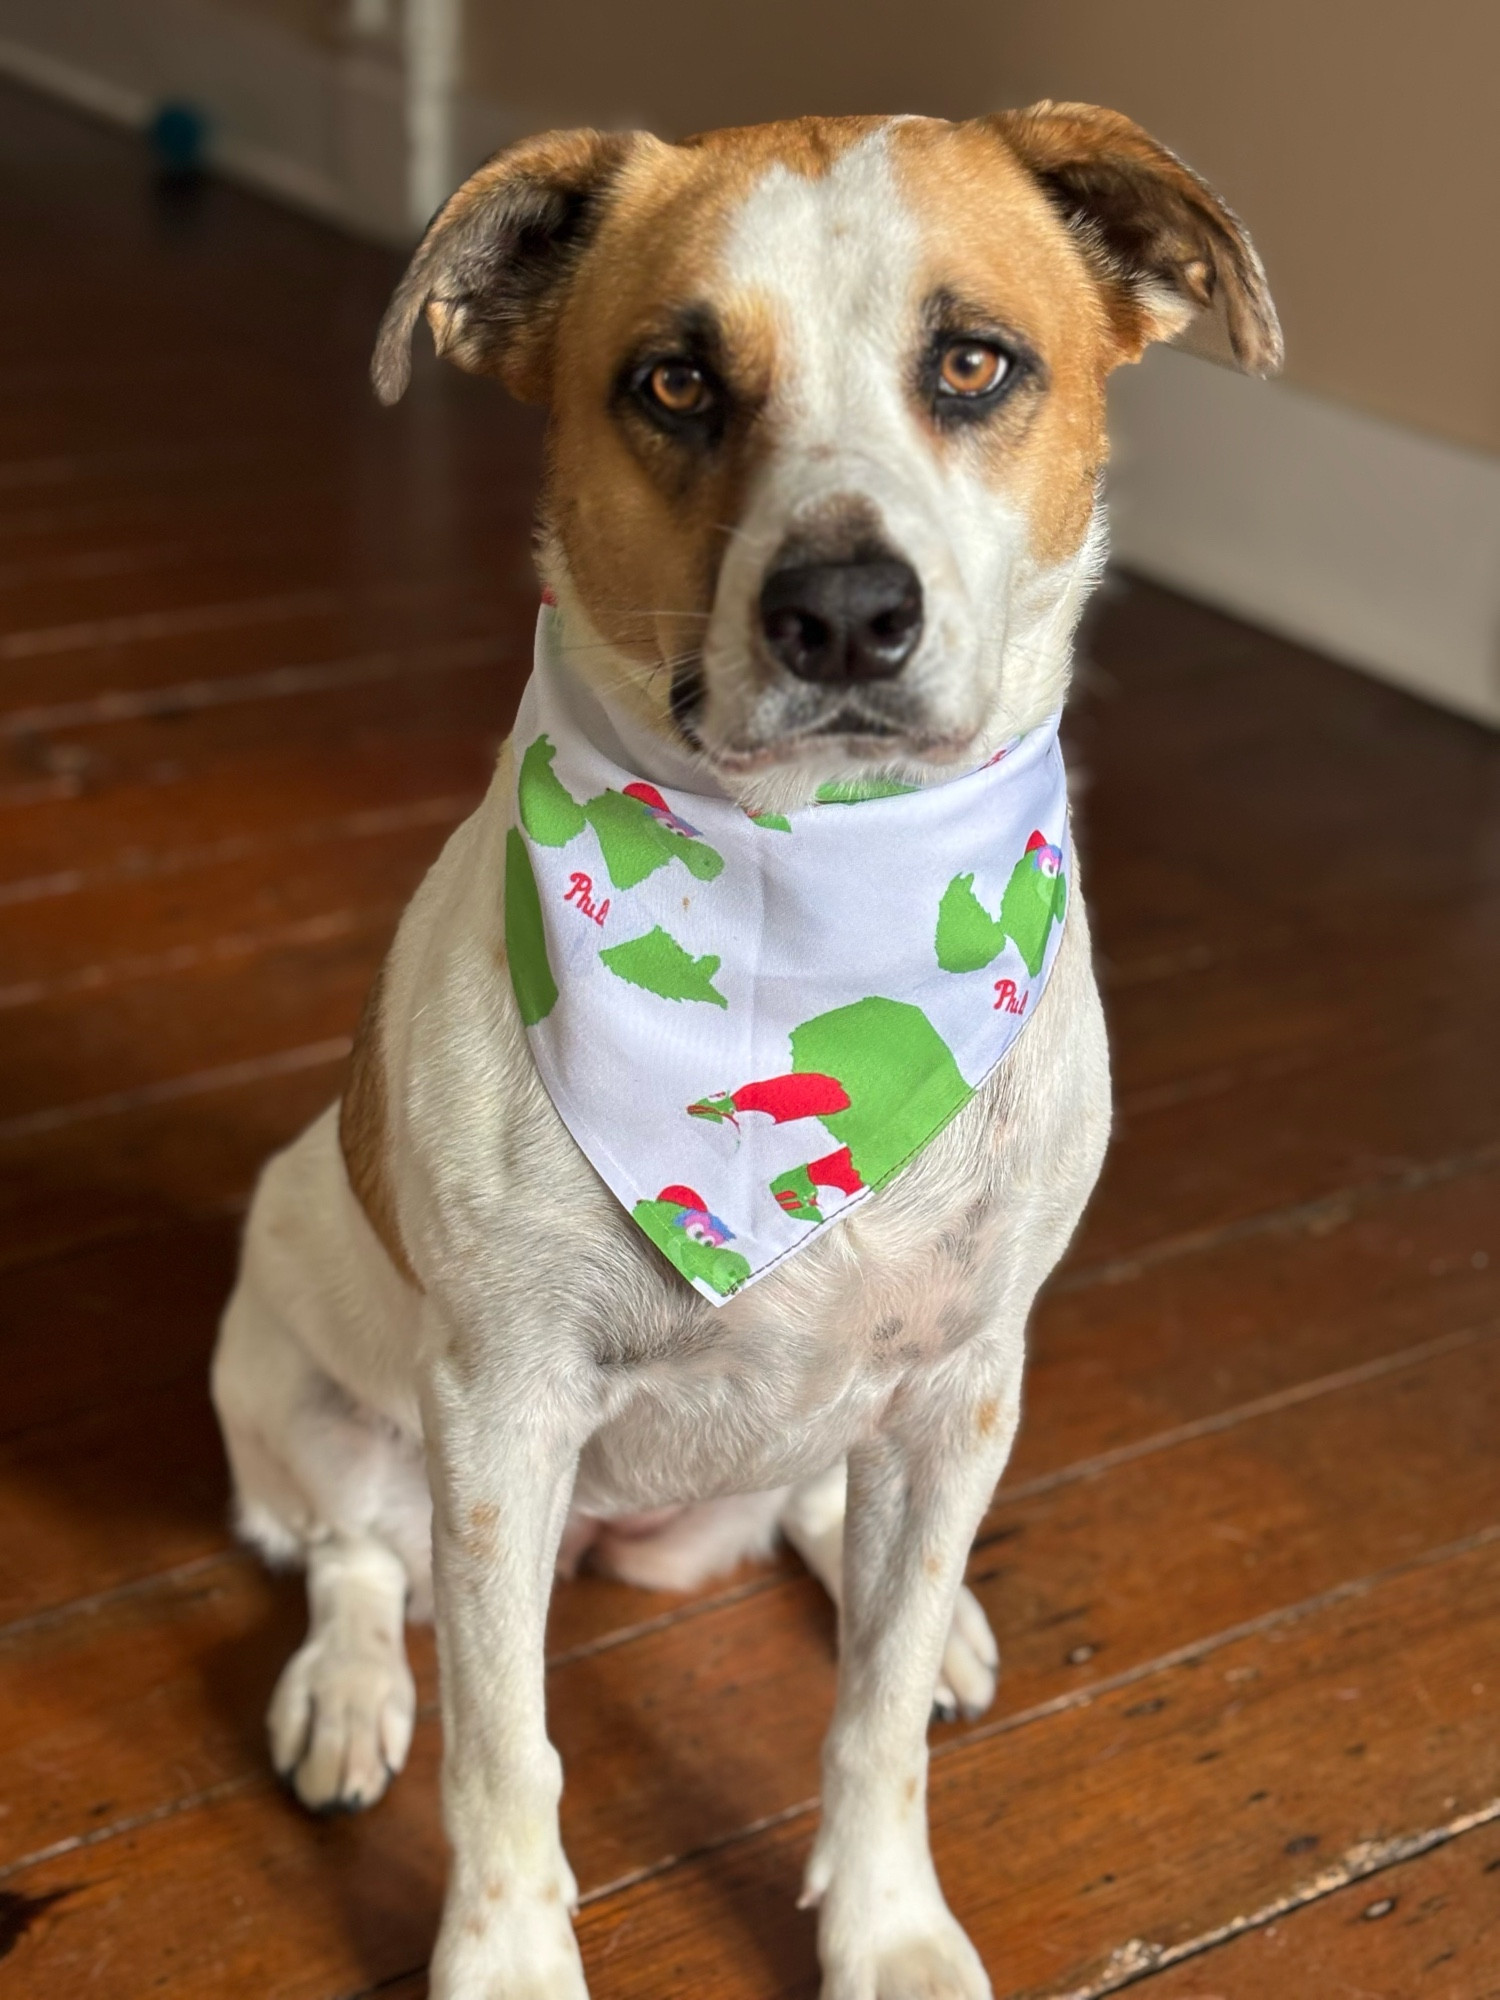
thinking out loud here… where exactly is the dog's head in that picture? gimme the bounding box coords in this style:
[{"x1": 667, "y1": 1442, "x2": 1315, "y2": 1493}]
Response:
[{"x1": 374, "y1": 108, "x2": 1278, "y2": 804}]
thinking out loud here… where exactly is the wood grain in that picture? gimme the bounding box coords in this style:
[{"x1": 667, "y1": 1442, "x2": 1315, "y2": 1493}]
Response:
[
  {"x1": 1, "y1": 75, "x2": 1498, "y2": 2000},
  {"x1": 2, "y1": 1325, "x2": 1496, "y2": 1890},
  {"x1": 1137, "y1": 1819, "x2": 1500, "y2": 2000}
]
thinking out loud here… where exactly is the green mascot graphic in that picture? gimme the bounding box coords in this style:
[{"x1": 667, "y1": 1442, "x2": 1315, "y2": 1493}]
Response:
[
  {"x1": 633, "y1": 1185, "x2": 751, "y2": 1297},
  {"x1": 688, "y1": 995, "x2": 971, "y2": 1225},
  {"x1": 506, "y1": 737, "x2": 729, "y2": 1024},
  {"x1": 935, "y1": 829, "x2": 1066, "y2": 978},
  {"x1": 518, "y1": 735, "x2": 724, "y2": 888}
]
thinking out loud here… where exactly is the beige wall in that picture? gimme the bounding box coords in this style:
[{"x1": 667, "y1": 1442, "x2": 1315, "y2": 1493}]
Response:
[
  {"x1": 462, "y1": 0, "x2": 975, "y2": 135},
  {"x1": 11, "y1": 0, "x2": 1489, "y2": 711},
  {"x1": 71, "y1": 0, "x2": 1500, "y2": 454},
  {"x1": 978, "y1": 1, "x2": 1500, "y2": 457},
  {"x1": 460, "y1": 0, "x2": 1500, "y2": 457},
  {"x1": 220, "y1": 0, "x2": 345, "y2": 48}
]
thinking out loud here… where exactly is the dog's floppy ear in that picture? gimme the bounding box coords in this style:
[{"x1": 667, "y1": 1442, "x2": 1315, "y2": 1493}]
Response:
[
  {"x1": 372, "y1": 128, "x2": 638, "y2": 407},
  {"x1": 993, "y1": 101, "x2": 1282, "y2": 376}
]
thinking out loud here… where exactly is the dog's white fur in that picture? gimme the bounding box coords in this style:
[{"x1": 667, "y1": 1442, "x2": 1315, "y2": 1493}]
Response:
[
  {"x1": 213, "y1": 111, "x2": 1275, "y2": 2000},
  {"x1": 699, "y1": 135, "x2": 1099, "y2": 801}
]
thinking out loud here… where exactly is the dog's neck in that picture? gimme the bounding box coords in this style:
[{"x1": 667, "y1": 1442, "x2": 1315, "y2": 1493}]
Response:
[
  {"x1": 535, "y1": 510, "x2": 1104, "y2": 813},
  {"x1": 527, "y1": 607, "x2": 733, "y2": 800}
]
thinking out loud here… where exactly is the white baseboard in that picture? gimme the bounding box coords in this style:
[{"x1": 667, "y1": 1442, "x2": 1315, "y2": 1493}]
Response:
[
  {"x1": 1108, "y1": 348, "x2": 1500, "y2": 726},
  {"x1": 0, "y1": 27, "x2": 145, "y2": 128},
  {"x1": 0, "y1": 0, "x2": 412, "y2": 240},
  {"x1": 5, "y1": 19, "x2": 1496, "y2": 728}
]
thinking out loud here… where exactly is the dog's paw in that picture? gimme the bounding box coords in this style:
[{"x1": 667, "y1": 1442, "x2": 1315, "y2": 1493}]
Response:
[
  {"x1": 932, "y1": 1582, "x2": 999, "y2": 1723},
  {"x1": 820, "y1": 1906, "x2": 992, "y2": 2000},
  {"x1": 829, "y1": 1924, "x2": 993, "y2": 2000},
  {"x1": 267, "y1": 1628, "x2": 415, "y2": 1812},
  {"x1": 809, "y1": 1838, "x2": 992, "y2": 2000},
  {"x1": 429, "y1": 1877, "x2": 589, "y2": 2000}
]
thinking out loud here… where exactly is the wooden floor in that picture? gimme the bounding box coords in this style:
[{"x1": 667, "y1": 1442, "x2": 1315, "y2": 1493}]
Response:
[{"x1": 3, "y1": 82, "x2": 1499, "y2": 2000}]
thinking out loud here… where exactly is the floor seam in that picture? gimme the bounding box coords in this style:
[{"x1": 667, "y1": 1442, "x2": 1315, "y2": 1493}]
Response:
[
  {"x1": 1027, "y1": 1797, "x2": 1500, "y2": 2000},
  {"x1": 0, "y1": 1036, "x2": 352, "y2": 1142},
  {"x1": 0, "y1": 630, "x2": 505, "y2": 736},
  {"x1": 0, "y1": 792, "x2": 479, "y2": 909},
  {"x1": 1057, "y1": 1135, "x2": 1500, "y2": 1294},
  {"x1": 8, "y1": 1522, "x2": 1497, "y2": 1899},
  {"x1": 984, "y1": 1316, "x2": 1500, "y2": 1516},
  {"x1": 2, "y1": 1319, "x2": 1494, "y2": 1652}
]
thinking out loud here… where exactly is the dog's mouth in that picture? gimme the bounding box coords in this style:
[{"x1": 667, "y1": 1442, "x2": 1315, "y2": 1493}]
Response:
[
  {"x1": 690, "y1": 677, "x2": 977, "y2": 777},
  {"x1": 804, "y1": 705, "x2": 903, "y2": 740},
  {"x1": 668, "y1": 652, "x2": 980, "y2": 779},
  {"x1": 708, "y1": 724, "x2": 977, "y2": 778}
]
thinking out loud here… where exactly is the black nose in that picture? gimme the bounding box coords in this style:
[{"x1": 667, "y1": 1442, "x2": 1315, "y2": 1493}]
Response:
[{"x1": 759, "y1": 558, "x2": 924, "y2": 685}]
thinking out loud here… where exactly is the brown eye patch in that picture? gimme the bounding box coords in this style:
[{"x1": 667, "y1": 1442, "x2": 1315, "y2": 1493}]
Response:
[{"x1": 614, "y1": 307, "x2": 736, "y2": 454}]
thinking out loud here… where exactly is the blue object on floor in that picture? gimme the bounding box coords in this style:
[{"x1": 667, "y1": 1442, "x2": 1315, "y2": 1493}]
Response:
[{"x1": 148, "y1": 102, "x2": 208, "y2": 175}]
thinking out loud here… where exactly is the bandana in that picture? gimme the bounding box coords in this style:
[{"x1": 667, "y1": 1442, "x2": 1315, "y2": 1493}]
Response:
[{"x1": 505, "y1": 607, "x2": 1071, "y2": 1304}]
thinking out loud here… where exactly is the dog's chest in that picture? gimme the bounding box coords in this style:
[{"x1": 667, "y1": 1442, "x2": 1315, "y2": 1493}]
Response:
[{"x1": 577, "y1": 1149, "x2": 1007, "y2": 1509}]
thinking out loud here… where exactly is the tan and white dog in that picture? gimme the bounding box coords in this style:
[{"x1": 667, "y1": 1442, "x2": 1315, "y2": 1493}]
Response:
[{"x1": 212, "y1": 105, "x2": 1279, "y2": 2000}]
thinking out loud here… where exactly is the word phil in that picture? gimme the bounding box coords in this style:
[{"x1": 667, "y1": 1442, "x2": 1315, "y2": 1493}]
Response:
[
  {"x1": 564, "y1": 872, "x2": 610, "y2": 926},
  {"x1": 993, "y1": 978, "x2": 1029, "y2": 1015}
]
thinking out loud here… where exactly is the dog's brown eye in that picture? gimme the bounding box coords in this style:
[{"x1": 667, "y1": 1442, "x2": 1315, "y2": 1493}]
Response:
[
  {"x1": 939, "y1": 341, "x2": 1008, "y2": 397},
  {"x1": 647, "y1": 360, "x2": 710, "y2": 415}
]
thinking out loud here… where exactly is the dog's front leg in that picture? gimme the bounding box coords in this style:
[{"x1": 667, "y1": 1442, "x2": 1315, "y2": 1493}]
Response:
[
  {"x1": 804, "y1": 1367, "x2": 1021, "y2": 2000},
  {"x1": 422, "y1": 1346, "x2": 595, "y2": 2000}
]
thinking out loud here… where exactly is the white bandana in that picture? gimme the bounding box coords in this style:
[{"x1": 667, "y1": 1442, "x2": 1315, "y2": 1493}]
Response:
[{"x1": 505, "y1": 607, "x2": 1071, "y2": 1304}]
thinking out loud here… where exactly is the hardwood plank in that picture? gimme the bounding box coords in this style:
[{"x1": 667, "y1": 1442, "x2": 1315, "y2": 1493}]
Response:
[
  {"x1": 1021, "y1": 1159, "x2": 1500, "y2": 1470},
  {"x1": 1103, "y1": 885, "x2": 1500, "y2": 1101},
  {"x1": 5, "y1": 1493, "x2": 1497, "y2": 1997},
  {"x1": 0, "y1": 753, "x2": 484, "y2": 916},
  {"x1": 0, "y1": 545, "x2": 506, "y2": 638},
  {"x1": 0, "y1": 652, "x2": 513, "y2": 884},
  {"x1": 0, "y1": 1383, "x2": 232, "y2": 1628},
  {"x1": 1136, "y1": 1817, "x2": 1500, "y2": 2000},
  {"x1": 0, "y1": 405, "x2": 537, "y2": 546},
  {"x1": 0, "y1": 1221, "x2": 239, "y2": 1441},
  {"x1": 559, "y1": 1534, "x2": 1500, "y2": 2000},
  {"x1": 0, "y1": 581, "x2": 519, "y2": 716},
  {"x1": 2, "y1": 1111, "x2": 1493, "y2": 1622},
  {"x1": 1076, "y1": 1013, "x2": 1500, "y2": 1267},
  {"x1": 0, "y1": 800, "x2": 476, "y2": 971},
  {"x1": 0, "y1": 518, "x2": 523, "y2": 635},
  {"x1": 0, "y1": 1056, "x2": 342, "y2": 1267},
  {"x1": 0, "y1": 468, "x2": 500, "y2": 580},
  {"x1": 0, "y1": 823, "x2": 439, "y2": 1000},
  {"x1": 4, "y1": 1305, "x2": 1496, "y2": 1919},
  {"x1": 1073, "y1": 585, "x2": 1500, "y2": 964},
  {"x1": 0, "y1": 938, "x2": 380, "y2": 1124}
]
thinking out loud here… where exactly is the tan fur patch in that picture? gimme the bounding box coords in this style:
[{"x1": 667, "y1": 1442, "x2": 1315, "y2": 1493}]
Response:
[
  {"x1": 339, "y1": 960, "x2": 421, "y2": 1290},
  {"x1": 991, "y1": 102, "x2": 1282, "y2": 376},
  {"x1": 464, "y1": 1502, "x2": 501, "y2": 1562},
  {"x1": 540, "y1": 119, "x2": 889, "y2": 698},
  {"x1": 891, "y1": 117, "x2": 1116, "y2": 571},
  {"x1": 380, "y1": 107, "x2": 1275, "y2": 718},
  {"x1": 541, "y1": 111, "x2": 1120, "y2": 640}
]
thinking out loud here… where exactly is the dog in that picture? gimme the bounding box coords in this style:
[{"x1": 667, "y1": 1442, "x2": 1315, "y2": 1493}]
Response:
[{"x1": 212, "y1": 104, "x2": 1279, "y2": 2000}]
